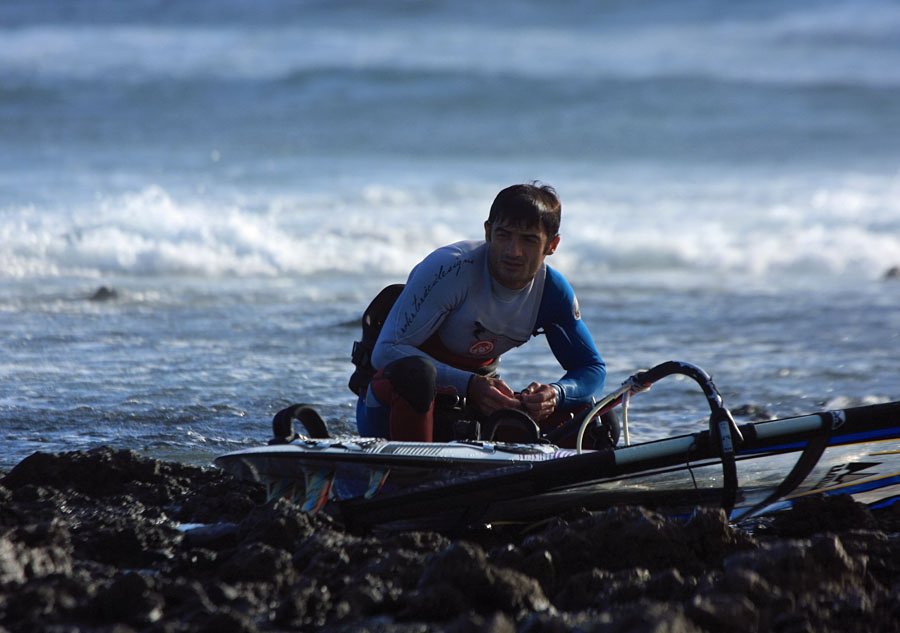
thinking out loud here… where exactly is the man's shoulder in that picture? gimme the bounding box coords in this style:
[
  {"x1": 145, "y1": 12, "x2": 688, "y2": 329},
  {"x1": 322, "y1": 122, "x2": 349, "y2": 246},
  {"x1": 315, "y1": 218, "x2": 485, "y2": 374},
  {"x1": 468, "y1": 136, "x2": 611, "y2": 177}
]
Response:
[
  {"x1": 543, "y1": 265, "x2": 576, "y2": 299},
  {"x1": 406, "y1": 240, "x2": 484, "y2": 290},
  {"x1": 430, "y1": 239, "x2": 485, "y2": 259},
  {"x1": 417, "y1": 240, "x2": 484, "y2": 273},
  {"x1": 539, "y1": 265, "x2": 581, "y2": 323}
]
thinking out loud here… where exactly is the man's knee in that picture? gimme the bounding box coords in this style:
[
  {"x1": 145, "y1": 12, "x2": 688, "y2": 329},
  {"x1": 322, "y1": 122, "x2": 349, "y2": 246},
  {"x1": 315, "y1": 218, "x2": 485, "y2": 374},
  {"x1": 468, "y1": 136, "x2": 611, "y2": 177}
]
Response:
[{"x1": 383, "y1": 356, "x2": 437, "y2": 414}]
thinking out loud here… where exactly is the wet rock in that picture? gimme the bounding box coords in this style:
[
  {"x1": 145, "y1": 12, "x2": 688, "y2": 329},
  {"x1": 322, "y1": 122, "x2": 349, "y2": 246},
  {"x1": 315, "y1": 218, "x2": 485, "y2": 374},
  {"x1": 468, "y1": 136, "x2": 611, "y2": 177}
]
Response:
[
  {"x1": 554, "y1": 567, "x2": 625, "y2": 611},
  {"x1": 93, "y1": 572, "x2": 165, "y2": 627},
  {"x1": 1, "y1": 447, "x2": 263, "y2": 522},
  {"x1": 3, "y1": 448, "x2": 187, "y2": 501},
  {"x1": 292, "y1": 529, "x2": 358, "y2": 579},
  {"x1": 237, "y1": 497, "x2": 316, "y2": 549},
  {"x1": 413, "y1": 540, "x2": 551, "y2": 619},
  {"x1": 593, "y1": 600, "x2": 704, "y2": 633},
  {"x1": 181, "y1": 521, "x2": 240, "y2": 549},
  {"x1": 2, "y1": 448, "x2": 900, "y2": 632},
  {"x1": 273, "y1": 579, "x2": 333, "y2": 629},
  {"x1": 687, "y1": 592, "x2": 758, "y2": 633},
  {"x1": 3, "y1": 576, "x2": 94, "y2": 631},
  {"x1": 720, "y1": 530, "x2": 899, "y2": 632},
  {"x1": 0, "y1": 526, "x2": 73, "y2": 585},
  {"x1": 520, "y1": 505, "x2": 755, "y2": 593},
  {"x1": 447, "y1": 611, "x2": 516, "y2": 633},
  {"x1": 762, "y1": 494, "x2": 880, "y2": 538},
  {"x1": 89, "y1": 285, "x2": 119, "y2": 301},
  {"x1": 197, "y1": 608, "x2": 259, "y2": 633},
  {"x1": 731, "y1": 404, "x2": 773, "y2": 420},
  {"x1": 219, "y1": 541, "x2": 294, "y2": 585},
  {"x1": 724, "y1": 535, "x2": 862, "y2": 594},
  {"x1": 0, "y1": 533, "x2": 30, "y2": 585},
  {"x1": 488, "y1": 542, "x2": 556, "y2": 591}
]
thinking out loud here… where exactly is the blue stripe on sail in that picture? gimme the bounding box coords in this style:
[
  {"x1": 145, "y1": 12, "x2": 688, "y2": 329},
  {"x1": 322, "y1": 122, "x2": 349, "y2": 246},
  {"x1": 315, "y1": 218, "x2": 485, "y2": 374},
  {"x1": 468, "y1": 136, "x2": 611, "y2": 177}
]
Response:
[
  {"x1": 820, "y1": 474, "x2": 900, "y2": 498},
  {"x1": 828, "y1": 428, "x2": 900, "y2": 445}
]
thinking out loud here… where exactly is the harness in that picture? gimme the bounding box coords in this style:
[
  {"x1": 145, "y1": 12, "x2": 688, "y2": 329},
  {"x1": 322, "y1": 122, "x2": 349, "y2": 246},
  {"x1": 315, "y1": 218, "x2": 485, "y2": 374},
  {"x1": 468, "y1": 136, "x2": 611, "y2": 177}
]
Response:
[
  {"x1": 348, "y1": 284, "x2": 405, "y2": 396},
  {"x1": 348, "y1": 284, "x2": 499, "y2": 397}
]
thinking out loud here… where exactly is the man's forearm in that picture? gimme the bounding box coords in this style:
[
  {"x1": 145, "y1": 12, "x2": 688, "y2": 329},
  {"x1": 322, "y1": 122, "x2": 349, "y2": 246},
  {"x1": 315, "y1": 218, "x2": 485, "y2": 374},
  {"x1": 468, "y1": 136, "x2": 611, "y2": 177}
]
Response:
[{"x1": 552, "y1": 362, "x2": 606, "y2": 408}]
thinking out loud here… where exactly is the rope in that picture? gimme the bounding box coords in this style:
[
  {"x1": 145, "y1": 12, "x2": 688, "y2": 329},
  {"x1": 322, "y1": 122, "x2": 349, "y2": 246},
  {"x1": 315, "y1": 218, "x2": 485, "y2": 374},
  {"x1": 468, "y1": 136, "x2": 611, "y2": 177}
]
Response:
[{"x1": 574, "y1": 376, "x2": 652, "y2": 453}]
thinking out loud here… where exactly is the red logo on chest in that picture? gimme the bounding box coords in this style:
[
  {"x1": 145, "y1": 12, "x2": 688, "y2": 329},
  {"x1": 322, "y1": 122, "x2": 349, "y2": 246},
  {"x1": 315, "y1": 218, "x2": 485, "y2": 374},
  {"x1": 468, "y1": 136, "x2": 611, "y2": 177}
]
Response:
[{"x1": 468, "y1": 340, "x2": 496, "y2": 356}]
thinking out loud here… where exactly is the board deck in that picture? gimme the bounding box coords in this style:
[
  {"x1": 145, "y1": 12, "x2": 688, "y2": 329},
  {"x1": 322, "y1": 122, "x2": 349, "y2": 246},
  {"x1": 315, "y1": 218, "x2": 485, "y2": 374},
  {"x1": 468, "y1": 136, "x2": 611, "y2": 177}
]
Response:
[{"x1": 215, "y1": 400, "x2": 900, "y2": 531}]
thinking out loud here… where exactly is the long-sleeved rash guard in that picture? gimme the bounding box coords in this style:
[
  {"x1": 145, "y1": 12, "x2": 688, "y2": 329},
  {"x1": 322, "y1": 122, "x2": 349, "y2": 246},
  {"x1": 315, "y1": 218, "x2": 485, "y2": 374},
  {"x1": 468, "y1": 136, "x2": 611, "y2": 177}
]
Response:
[{"x1": 371, "y1": 240, "x2": 606, "y2": 409}]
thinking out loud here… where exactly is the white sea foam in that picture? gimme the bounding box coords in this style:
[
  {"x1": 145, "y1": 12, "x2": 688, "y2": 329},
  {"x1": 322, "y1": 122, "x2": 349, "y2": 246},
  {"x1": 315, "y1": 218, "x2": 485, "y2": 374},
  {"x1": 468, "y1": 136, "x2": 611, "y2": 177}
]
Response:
[
  {"x1": 3, "y1": 172, "x2": 898, "y2": 283},
  {"x1": 1, "y1": 186, "x2": 466, "y2": 279}
]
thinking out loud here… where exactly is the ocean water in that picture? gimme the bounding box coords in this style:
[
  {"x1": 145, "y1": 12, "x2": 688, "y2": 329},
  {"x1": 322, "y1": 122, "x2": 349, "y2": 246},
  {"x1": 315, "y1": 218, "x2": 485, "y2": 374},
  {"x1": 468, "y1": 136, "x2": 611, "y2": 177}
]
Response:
[{"x1": 2, "y1": 0, "x2": 899, "y2": 471}]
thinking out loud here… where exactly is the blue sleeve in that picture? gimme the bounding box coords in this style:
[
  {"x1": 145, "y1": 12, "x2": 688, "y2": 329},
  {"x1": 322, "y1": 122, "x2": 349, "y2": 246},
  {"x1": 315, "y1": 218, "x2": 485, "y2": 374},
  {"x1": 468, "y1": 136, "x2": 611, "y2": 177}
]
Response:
[{"x1": 535, "y1": 267, "x2": 606, "y2": 408}]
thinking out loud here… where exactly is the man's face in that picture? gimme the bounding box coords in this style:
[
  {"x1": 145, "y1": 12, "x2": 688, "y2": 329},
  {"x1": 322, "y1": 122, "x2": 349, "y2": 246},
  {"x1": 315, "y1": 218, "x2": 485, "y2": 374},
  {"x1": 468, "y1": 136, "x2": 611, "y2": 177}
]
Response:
[{"x1": 484, "y1": 219, "x2": 560, "y2": 289}]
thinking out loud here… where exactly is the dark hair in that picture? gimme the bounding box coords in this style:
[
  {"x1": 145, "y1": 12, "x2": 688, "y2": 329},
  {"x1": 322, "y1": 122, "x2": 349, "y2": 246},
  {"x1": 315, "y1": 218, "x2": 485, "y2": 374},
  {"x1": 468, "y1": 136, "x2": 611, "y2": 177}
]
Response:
[{"x1": 487, "y1": 182, "x2": 561, "y2": 238}]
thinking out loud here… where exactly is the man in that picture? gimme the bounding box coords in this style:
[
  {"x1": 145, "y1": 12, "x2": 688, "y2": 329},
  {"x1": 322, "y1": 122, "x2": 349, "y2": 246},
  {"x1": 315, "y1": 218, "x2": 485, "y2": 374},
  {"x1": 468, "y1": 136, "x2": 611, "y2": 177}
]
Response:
[{"x1": 353, "y1": 183, "x2": 607, "y2": 444}]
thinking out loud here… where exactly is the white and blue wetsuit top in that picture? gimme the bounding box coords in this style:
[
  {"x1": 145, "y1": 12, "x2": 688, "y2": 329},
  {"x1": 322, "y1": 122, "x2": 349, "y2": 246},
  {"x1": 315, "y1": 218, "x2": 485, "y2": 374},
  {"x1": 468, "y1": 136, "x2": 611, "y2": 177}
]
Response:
[{"x1": 371, "y1": 240, "x2": 606, "y2": 408}]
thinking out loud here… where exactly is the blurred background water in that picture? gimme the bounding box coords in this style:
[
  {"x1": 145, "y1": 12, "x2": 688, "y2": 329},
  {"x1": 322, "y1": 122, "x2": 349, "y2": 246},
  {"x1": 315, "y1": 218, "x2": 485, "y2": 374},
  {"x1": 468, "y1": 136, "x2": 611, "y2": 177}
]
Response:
[{"x1": 1, "y1": 0, "x2": 898, "y2": 470}]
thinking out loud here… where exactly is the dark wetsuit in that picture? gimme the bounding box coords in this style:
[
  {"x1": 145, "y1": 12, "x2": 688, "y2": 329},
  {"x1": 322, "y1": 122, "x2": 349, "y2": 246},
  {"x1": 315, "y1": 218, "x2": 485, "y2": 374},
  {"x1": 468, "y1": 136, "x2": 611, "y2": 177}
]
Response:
[{"x1": 355, "y1": 240, "x2": 605, "y2": 440}]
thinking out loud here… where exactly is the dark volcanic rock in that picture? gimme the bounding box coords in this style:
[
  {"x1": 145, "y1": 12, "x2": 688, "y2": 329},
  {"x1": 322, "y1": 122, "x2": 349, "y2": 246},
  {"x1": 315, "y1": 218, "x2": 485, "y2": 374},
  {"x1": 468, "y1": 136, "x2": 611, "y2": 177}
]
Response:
[
  {"x1": 411, "y1": 540, "x2": 550, "y2": 619},
  {"x1": 2, "y1": 447, "x2": 900, "y2": 632}
]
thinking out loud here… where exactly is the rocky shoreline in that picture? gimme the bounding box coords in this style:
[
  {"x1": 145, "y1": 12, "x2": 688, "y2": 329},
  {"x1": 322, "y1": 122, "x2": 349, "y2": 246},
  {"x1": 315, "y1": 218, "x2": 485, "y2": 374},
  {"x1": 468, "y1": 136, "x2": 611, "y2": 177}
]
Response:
[{"x1": 2, "y1": 447, "x2": 899, "y2": 632}]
